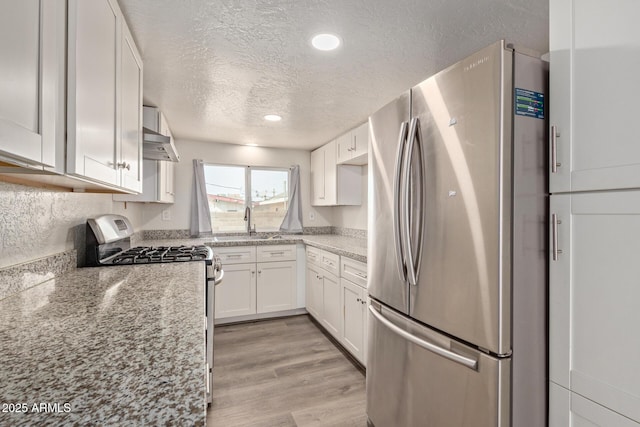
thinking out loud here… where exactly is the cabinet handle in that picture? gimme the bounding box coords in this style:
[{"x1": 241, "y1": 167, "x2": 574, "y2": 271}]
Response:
[
  {"x1": 354, "y1": 272, "x2": 367, "y2": 279},
  {"x1": 316, "y1": 274, "x2": 322, "y2": 280},
  {"x1": 551, "y1": 213, "x2": 563, "y2": 261},
  {"x1": 258, "y1": 270, "x2": 262, "y2": 274},
  {"x1": 270, "y1": 251, "x2": 285, "y2": 256},
  {"x1": 117, "y1": 162, "x2": 131, "y2": 170},
  {"x1": 361, "y1": 300, "x2": 366, "y2": 305},
  {"x1": 227, "y1": 254, "x2": 242, "y2": 258},
  {"x1": 356, "y1": 298, "x2": 362, "y2": 302},
  {"x1": 551, "y1": 125, "x2": 561, "y2": 173},
  {"x1": 206, "y1": 363, "x2": 210, "y2": 394},
  {"x1": 252, "y1": 271, "x2": 255, "y2": 275}
]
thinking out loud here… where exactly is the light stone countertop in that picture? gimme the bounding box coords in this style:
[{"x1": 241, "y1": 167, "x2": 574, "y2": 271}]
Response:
[
  {"x1": 0, "y1": 262, "x2": 206, "y2": 427},
  {"x1": 142, "y1": 234, "x2": 368, "y2": 263}
]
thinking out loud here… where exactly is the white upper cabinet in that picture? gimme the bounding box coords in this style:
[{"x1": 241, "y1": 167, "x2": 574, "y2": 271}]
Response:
[
  {"x1": 311, "y1": 139, "x2": 362, "y2": 206},
  {"x1": 550, "y1": 0, "x2": 640, "y2": 193},
  {"x1": 0, "y1": 0, "x2": 63, "y2": 168},
  {"x1": 118, "y1": 22, "x2": 143, "y2": 193},
  {"x1": 114, "y1": 107, "x2": 176, "y2": 203},
  {"x1": 337, "y1": 122, "x2": 368, "y2": 165},
  {"x1": 67, "y1": 0, "x2": 142, "y2": 192}
]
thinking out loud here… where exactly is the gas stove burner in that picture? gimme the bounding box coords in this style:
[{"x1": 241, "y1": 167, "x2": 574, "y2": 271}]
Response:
[
  {"x1": 109, "y1": 245, "x2": 213, "y2": 265},
  {"x1": 85, "y1": 215, "x2": 216, "y2": 267}
]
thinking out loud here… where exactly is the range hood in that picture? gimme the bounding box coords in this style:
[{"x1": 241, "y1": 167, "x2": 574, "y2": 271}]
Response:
[{"x1": 143, "y1": 127, "x2": 180, "y2": 162}]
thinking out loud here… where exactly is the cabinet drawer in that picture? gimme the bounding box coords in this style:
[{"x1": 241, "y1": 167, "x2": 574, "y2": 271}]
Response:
[
  {"x1": 257, "y1": 244, "x2": 296, "y2": 262},
  {"x1": 215, "y1": 246, "x2": 257, "y2": 265},
  {"x1": 341, "y1": 257, "x2": 368, "y2": 288},
  {"x1": 306, "y1": 246, "x2": 322, "y2": 267},
  {"x1": 319, "y1": 250, "x2": 340, "y2": 276}
]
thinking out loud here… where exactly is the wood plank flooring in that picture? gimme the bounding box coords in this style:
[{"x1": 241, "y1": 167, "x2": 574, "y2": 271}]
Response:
[{"x1": 207, "y1": 315, "x2": 367, "y2": 426}]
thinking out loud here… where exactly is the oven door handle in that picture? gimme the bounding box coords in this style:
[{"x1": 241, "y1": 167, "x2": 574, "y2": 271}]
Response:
[{"x1": 212, "y1": 269, "x2": 224, "y2": 286}]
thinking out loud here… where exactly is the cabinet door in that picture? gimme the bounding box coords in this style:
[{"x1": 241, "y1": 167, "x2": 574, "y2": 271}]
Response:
[
  {"x1": 321, "y1": 270, "x2": 340, "y2": 338},
  {"x1": 214, "y1": 263, "x2": 256, "y2": 319},
  {"x1": 310, "y1": 146, "x2": 326, "y2": 205},
  {"x1": 157, "y1": 114, "x2": 176, "y2": 202},
  {"x1": 0, "y1": 0, "x2": 59, "y2": 167},
  {"x1": 67, "y1": 0, "x2": 119, "y2": 185},
  {"x1": 257, "y1": 260, "x2": 296, "y2": 313},
  {"x1": 549, "y1": 0, "x2": 640, "y2": 193},
  {"x1": 336, "y1": 132, "x2": 352, "y2": 164},
  {"x1": 550, "y1": 192, "x2": 640, "y2": 423},
  {"x1": 323, "y1": 140, "x2": 337, "y2": 205},
  {"x1": 341, "y1": 278, "x2": 366, "y2": 364},
  {"x1": 158, "y1": 160, "x2": 175, "y2": 203},
  {"x1": 306, "y1": 264, "x2": 323, "y2": 320},
  {"x1": 549, "y1": 382, "x2": 639, "y2": 427},
  {"x1": 118, "y1": 23, "x2": 142, "y2": 192},
  {"x1": 350, "y1": 122, "x2": 368, "y2": 164}
]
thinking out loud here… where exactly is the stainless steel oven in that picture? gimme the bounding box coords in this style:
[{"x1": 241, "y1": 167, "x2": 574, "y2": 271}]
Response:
[{"x1": 85, "y1": 214, "x2": 223, "y2": 404}]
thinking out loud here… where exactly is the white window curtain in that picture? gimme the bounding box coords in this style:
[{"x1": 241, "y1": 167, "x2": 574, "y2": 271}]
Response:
[
  {"x1": 190, "y1": 159, "x2": 213, "y2": 237},
  {"x1": 279, "y1": 165, "x2": 303, "y2": 234}
]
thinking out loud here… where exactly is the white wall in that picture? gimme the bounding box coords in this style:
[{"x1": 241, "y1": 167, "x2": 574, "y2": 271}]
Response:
[
  {"x1": 141, "y1": 139, "x2": 334, "y2": 231},
  {"x1": 332, "y1": 165, "x2": 368, "y2": 230},
  {"x1": 0, "y1": 181, "x2": 144, "y2": 268}
]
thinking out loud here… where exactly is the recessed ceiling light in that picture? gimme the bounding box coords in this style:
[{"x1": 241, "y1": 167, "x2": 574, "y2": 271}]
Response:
[
  {"x1": 264, "y1": 114, "x2": 282, "y2": 122},
  {"x1": 311, "y1": 33, "x2": 341, "y2": 51}
]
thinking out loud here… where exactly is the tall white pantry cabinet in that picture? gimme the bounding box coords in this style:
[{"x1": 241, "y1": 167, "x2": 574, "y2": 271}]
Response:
[{"x1": 549, "y1": 0, "x2": 640, "y2": 425}]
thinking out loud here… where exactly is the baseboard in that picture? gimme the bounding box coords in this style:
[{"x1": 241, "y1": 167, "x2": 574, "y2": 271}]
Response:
[{"x1": 214, "y1": 308, "x2": 308, "y2": 326}]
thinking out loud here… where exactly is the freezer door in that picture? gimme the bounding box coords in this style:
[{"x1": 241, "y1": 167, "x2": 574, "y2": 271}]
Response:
[
  {"x1": 367, "y1": 300, "x2": 510, "y2": 427},
  {"x1": 368, "y1": 91, "x2": 411, "y2": 314},
  {"x1": 408, "y1": 41, "x2": 512, "y2": 354}
]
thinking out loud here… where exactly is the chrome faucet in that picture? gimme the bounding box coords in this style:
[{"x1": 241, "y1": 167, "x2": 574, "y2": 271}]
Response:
[{"x1": 244, "y1": 206, "x2": 256, "y2": 235}]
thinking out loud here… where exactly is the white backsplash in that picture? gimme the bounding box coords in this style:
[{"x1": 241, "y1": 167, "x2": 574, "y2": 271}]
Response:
[{"x1": 0, "y1": 182, "x2": 143, "y2": 269}]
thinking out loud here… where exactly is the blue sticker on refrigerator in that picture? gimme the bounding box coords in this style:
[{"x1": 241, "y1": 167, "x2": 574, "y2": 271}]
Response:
[{"x1": 515, "y1": 88, "x2": 545, "y2": 119}]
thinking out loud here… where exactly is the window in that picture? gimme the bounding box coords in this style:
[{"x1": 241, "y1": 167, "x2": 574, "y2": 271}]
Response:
[{"x1": 204, "y1": 164, "x2": 289, "y2": 232}]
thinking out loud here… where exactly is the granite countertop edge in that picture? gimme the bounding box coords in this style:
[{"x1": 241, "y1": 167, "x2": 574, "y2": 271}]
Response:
[
  {"x1": 142, "y1": 234, "x2": 368, "y2": 263},
  {"x1": 0, "y1": 262, "x2": 207, "y2": 427}
]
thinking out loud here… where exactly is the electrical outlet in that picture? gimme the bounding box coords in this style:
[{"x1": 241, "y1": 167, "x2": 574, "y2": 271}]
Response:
[
  {"x1": 162, "y1": 209, "x2": 171, "y2": 221},
  {"x1": 309, "y1": 212, "x2": 316, "y2": 221}
]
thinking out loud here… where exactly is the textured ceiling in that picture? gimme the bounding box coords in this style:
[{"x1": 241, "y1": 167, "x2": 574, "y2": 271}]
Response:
[{"x1": 118, "y1": 0, "x2": 548, "y2": 150}]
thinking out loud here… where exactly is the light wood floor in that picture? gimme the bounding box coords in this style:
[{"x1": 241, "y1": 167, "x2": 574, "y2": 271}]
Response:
[{"x1": 207, "y1": 315, "x2": 367, "y2": 426}]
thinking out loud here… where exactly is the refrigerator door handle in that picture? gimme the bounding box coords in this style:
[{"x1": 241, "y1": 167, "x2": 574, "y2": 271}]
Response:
[
  {"x1": 394, "y1": 121, "x2": 409, "y2": 282},
  {"x1": 369, "y1": 304, "x2": 478, "y2": 370},
  {"x1": 404, "y1": 117, "x2": 425, "y2": 286}
]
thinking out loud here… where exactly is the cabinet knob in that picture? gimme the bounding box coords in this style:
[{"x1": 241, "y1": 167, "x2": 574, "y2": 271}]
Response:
[{"x1": 258, "y1": 270, "x2": 262, "y2": 274}]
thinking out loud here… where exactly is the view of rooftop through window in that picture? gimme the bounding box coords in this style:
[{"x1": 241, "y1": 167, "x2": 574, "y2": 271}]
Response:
[{"x1": 204, "y1": 164, "x2": 289, "y2": 232}]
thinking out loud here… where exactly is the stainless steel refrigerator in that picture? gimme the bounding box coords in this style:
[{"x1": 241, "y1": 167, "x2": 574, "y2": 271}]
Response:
[{"x1": 366, "y1": 40, "x2": 548, "y2": 427}]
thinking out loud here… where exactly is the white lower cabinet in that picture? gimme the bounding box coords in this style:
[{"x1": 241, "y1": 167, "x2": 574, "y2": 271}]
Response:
[
  {"x1": 257, "y1": 260, "x2": 296, "y2": 313},
  {"x1": 305, "y1": 246, "x2": 368, "y2": 365},
  {"x1": 321, "y1": 269, "x2": 341, "y2": 338},
  {"x1": 306, "y1": 263, "x2": 323, "y2": 319},
  {"x1": 214, "y1": 263, "x2": 256, "y2": 318},
  {"x1": 549, "y1": 382, "x2": 639, "y2": 427},
  {"x1": 341, "y1": 278, "x2": 367, "y2": 364},
  {"x1": 215, "y1": 245, "x2": 297, "y2": 321}
]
